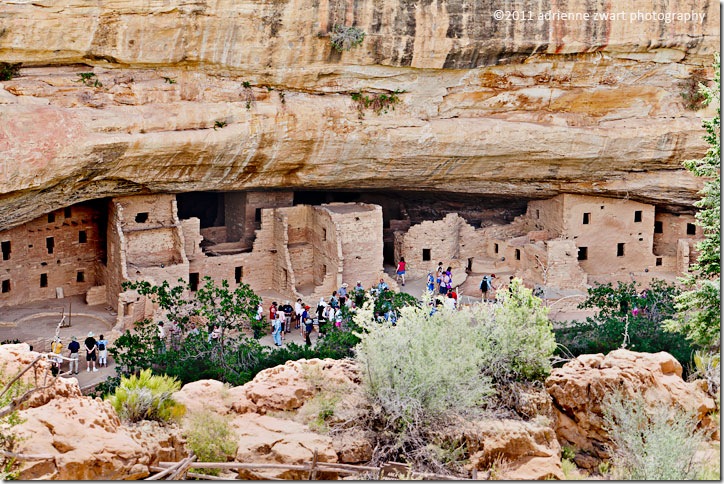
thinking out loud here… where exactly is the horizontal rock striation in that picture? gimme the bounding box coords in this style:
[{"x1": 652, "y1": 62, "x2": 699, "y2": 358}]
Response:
[{"x1": 0, "y1": 0, "x2": 719, "y2": 230}]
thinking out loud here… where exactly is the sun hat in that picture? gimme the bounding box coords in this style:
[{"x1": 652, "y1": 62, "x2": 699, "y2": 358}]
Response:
[
  {"x1": 87, "y1": 331, "x2": 94, "y2": 337},
  {"x1": 341, "y1": 282, "x2": 348, "y2": 288},
  {"x1": 71, "y1": 335, "x2": 77, "y2": 341}
]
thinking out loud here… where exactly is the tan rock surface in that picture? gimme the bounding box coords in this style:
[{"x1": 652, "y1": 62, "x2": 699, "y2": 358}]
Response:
[
  {"x1": 545, "y1": 349, "x2": 717, "y2": 468},
  {"x1": 463, "y1": 418, "x2": 563, "y2": 480},
  {"x1": 0, "y1": 0, "x2": 719, "y2": 229}
]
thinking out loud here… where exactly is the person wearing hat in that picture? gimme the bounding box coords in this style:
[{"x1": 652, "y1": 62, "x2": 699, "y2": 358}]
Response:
[
  {"x1": 84, "y1": 331, "x2": 98, "y2": 372},
  {"x1": 68, "y1": 336, "x2": 80, "y2": 374},
  {"x1": 338, "y1": 283, "x2": 348, "y2": 305}
]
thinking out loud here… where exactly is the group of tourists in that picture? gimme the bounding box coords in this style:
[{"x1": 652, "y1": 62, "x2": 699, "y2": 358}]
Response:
[{"x1": 49, "y1": 331, "x2": 109, "y2": 375}]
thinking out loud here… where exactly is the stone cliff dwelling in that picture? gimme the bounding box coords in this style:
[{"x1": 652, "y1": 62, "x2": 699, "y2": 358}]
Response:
[{"x1": 0, "y1": 191, "x2": 702, "y2": 329}]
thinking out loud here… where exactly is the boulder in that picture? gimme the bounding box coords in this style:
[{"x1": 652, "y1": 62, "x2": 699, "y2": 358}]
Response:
[
  {"x1": 464, "y1": 419, "x2": 563, "y2": 480},
  {"x1": 545, "y1": 349, "x2": 717, "y2": 468},
  {"x1": 231, "y1": 414, "x2": 338, "y2": 480}
]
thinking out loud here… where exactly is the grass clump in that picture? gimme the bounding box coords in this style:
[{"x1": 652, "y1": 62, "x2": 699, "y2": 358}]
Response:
[
  {"x1": 106, "y1": 369, "x2": 185, "y2": 423},
  {"x1": 350, "y1": 90, "x2": 404, "y2": 118},
  {"x1": 0, "y1": 63, "x2": 21, "y2": 81},
  {"x1": 602, "y1": 389, "x2": 705, "y2": 480},
  {"x1": 185, "y1": 411, "x2": 238, "y2": 476}
]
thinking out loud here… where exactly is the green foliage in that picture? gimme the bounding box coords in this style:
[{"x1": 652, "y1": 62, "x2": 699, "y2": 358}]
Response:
[
  {"x1": 330, "y1": 24, "x2": 366, "y2": 52},
  {"x1": 106, "y1": 369, "x2": 185, "y2": 423},
  {"x1": 185, "y1": 411, "x2": 238, "y2": 476},
  {"x1": 561, "y1": 445, "x2": 576, "y2": 461},
  {"x1": 250, "y1": 317, "x2": 267, "y2": 339},
  {"x1": 162, "y1": 76, "x2": 176, "y2": 84},
  {"x1": 0, "y1": 62, "x2": 21, "y2": 82},
  {"x1": 241, "y1": 81, "x2": 255, "y2": 109},
  {"x1": 0, "y1": 366, "x2": 30, "y2": 480},
  {"x1": 556, "y1": 280, "x2": 694, "y2": 368},
  {"x1": 89, "y1": 375, "x2": 121, "y2": 399},
  {"x1": 76, "y1": 72, "x2": 102, "y2": 88},
  {"x1": 242, "y1": 81, "x2": 251, "y2": 89},
  {"x1": 602, "y1": 389, "x2": 704, "y2": 480},
  {"x1": 667, "y1": 54, "x2": 721, "y2": 350},
  {"x1": 355, "y1": 279, "x2": 555, "y2": 424},
  {"x1": 679, "y1": 68, "x2": 710, "y2": 110},
  {"x1": 350, "y1": 90, "x2": 404, "y2": 118},
  {"x1": 213, "y1": 120, "x2": 227, "y2": 130}
]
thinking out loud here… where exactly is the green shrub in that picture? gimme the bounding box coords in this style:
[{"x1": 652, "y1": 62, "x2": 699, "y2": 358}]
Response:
[
  {"x1": 185, "y1": 411, "x2": 238, "y2": 476},
  {"x1": 107, "y1": 369, "x2": 185, "y2": 423},
  {"x1": 350, "y1": 90, "x2": 404, "y2": 118},
  {"x1": 555, "y1": 280, "x2": 694, "y2": 369},
  {"x1": 0, "y1": 62, "x2": 21, "y2": 81},
  {"x1": 602, "y1": 389, "x2": 704, "y2": 480},
  {"x1": 330, "y1": 24, "x2": 365, "y2": 52}
]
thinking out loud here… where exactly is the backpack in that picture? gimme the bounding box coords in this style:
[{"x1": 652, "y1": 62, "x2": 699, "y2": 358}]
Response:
[
  {"x1": 480, "y1": 277, "x2": 490, "y2": 292},
  {"x1": 98, "y1": 342, "x2": 106, "y2": 351}
]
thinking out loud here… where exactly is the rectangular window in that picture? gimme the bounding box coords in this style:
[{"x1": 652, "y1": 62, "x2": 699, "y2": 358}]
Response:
[
  {"x1": 515, "y1": 249, "x2": 521, "y2": 260},
  {"x1": 40, "y1": 273, "x2": 48, "y2": 288},
  {"x1": 656, "y1": 257, "x2": 663, "y2": 266},
  {"x1": 322, "y1": 264, "x2": 327, "y2": 275},
  {"x1": 1, "y1": 280, "x2": 9, "y2": 293},
  {"x1": 494, "y1": 243, "x2": 499, "y2": 254},
  {"x1": 634, "y1": 210, "x2": 642, "y2": 222},
  {"x1": 48, "y1": 213, "x2": 55, "y2": 223},
  {"x1": 686, "y1": 223, "x2": 696, "y2": 235},
  {"x1": 124, "y1": 302, "x2": 133, "y2": 317},
  {"x1": 422, "y1": 248, "x2": 431, "y2": 261},
  {"x1": 76, "y1": 271, "x2": 85, "y2": 283},
  {"x1": 78, "y1": 230, "x2": 87, "y2": 243},
  {"x1": 582, "y1": 213, "x2": 590, "y2": 225},
  {"x1": 46, "y1": 237, "x2": 55, "y2": 255},
  {"x1": 135, "y1": 212, "x2": 149, "y2": 223},
  {"x1": 536, "y1": 209, "x2": 540, "y2": 219},
  {"x1": 322, "y1": 228, "x2": 327, "y2": 241},
  {"x1": 254, "y1": 208, "x2": 262, "y2": 223},
  {"x1": 64, "y1": 207, "x2": 72, "y2": 218},
  {"x1": 578, "y1": 247, "x2": 588, "y2": 261},
  {"x1": 1, "y1": 241, "x2": 10, "y2": 261},
  {"x1": 235, "y1": 266, "x2": 243, "y2": 284},
  {"x1": 189, "y1": 272, "x2": 199, "y2": 292},
  {"x1": 654, "y1": 221, "x2": 663, "y2": 234},
  {"x1": 617, "y1": 243, "x2": 625, "y2": 257}
]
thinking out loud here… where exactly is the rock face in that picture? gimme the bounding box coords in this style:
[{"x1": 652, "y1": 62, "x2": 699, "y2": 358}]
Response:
[
  {"x1": 0, "y1": 344, "x2": 185, "y2": 480},
  {"x1": 465, "y1": 419, "x2": 563, "y2": 480},
  {"x1": 545, "y1": 349, "x2": 717, "y2": 469},
  {"x1": 0, "y1": 0, "x2": 719, "y2": 229}
]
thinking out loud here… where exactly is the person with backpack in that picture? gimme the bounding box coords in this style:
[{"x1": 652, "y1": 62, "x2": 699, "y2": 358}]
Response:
[
  {"x1": 480, "y1": 274, "x2": 493, "y2": 302},
  {"x1": 97, "y1": 334, "x2": 109, "y2": 368}
]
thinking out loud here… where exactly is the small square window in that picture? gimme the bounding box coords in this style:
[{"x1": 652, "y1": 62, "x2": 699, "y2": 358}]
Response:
[
  {"x1": 64, "y1": 207, "x2": 72, "y2": 218},
  {"x1": 1, "y1": 280, "x2": 10, "y2": 293},
  {"x1": 422, "y1": 248, "x2": 431, "y2": 261},
  {"x1": 617, "y1": 243, "x2": 625, "y2": 257},
  {"x1": 654, "y1": 221, "x2": 663, "y2": 234},
  {"x1": 76, "y1": 271, "x2": 85, "y2": 283},
  {"x1": 40, "y1": 273, "x2": 48, "y2": 288},
  {"x1": 634, "y1": 210, "x2": 642, "y2": 223},
  {"x1": 578, "y1": 247, "x2": 588, "y2": 261},
  {"x1": 48, "y1": 213, "x2": 56, "y2": 223},
  {"x1": 655, "y1": 257, "x2": 663, "y2": 266},
  {"x1": 515, "y1": 249, "x2": 521, "y2": 260},
  {"x1": 235, "y1": 266, "x2": 243, "y2": 284},
  {"x1": 78, "y1": 230, "x2": 87, "y2": 243},
  {"x1": 583, "y1": 213, "x2": 590, "y2": 225},
  {"x1": 135, "y1": 212, "x2": 149, "y2": 223},
  {"x1": 686, "y1": 223, "x2": 696, "y2": 235}
]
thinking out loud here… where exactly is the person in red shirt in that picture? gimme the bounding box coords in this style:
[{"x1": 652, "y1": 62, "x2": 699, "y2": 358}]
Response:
[
  {"x1": 269, "y1": 302, "x2": 278, "y2": 330},
  {"x1": 450, "y1": 288, "x2": 458, "y2": 302},
  {"x1": 396, "y1": 257, "x2": 406, "y2": 286}
]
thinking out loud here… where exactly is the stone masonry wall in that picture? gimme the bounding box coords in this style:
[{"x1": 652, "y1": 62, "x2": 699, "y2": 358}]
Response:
[{"x1": 0, "y1": 204, "x2": 105, "y2": 307}]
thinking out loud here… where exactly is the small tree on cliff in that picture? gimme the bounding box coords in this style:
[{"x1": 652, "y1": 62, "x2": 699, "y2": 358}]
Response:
[{"x1": 666, "y1": 54, "x2": 720, "y2": 350}]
